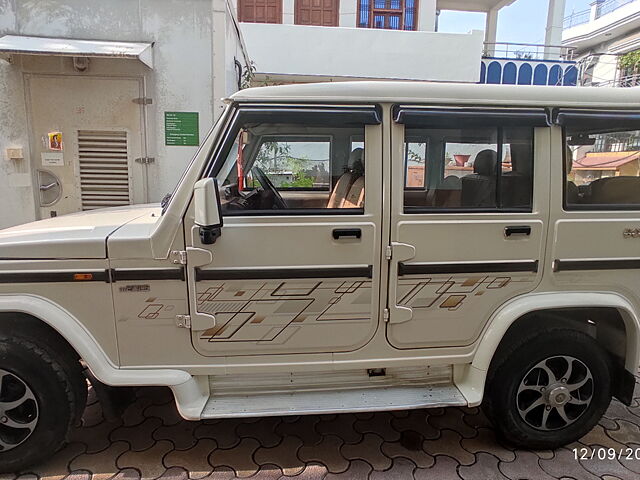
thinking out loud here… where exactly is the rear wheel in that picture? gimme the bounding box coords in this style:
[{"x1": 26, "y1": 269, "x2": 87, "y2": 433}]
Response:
[
  {"x1": 484, "y1": 329, "x2": 611, "y2": 449},
  {"x1": 0, "y1": 336, "x2": 85, "y2": 472}
]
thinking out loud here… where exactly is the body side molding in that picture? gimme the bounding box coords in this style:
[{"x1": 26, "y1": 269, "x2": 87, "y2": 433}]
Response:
[{"x1": 398, "y1": 260, "x2": 538, "y2": 276}]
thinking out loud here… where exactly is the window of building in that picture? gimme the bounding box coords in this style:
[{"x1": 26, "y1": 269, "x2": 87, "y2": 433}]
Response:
[
  {"x1": 238, "y1": 0, "x2": 282, "y2": 23},
  {"x1": 217, "y1": 123, "x2": 367, "y2": 215},
  {"x1": 403, "y1": 126, "x2": 534, "y2": 212},
  {"x1": 565, "y1": 126, "x2": 640, "y2": 209},
  {"x1": 357, "y1": 0, "x2": 418, "y2": 30},
  {"x1": 295, "y1": 0, "x2": 339, "y2": 26}
]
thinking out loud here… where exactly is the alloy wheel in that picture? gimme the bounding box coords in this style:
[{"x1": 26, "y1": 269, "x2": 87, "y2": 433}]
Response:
[
  {"x1": 0, "y1": 369, "x2": 39, "y2": 451},
  {"x1": 516, "y1": 355, "x2": 594, "y2": 431}
]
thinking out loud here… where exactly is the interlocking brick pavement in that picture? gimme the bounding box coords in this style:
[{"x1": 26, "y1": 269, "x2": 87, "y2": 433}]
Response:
[{"x1": 8, "y1": 376, "x2": 640, "y2": 479}]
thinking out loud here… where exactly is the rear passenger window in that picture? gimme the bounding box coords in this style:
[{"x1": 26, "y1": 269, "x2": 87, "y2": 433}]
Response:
[
  {"x1": 403, "y1": 126, "x2": 534, "y2": 212},
  {"x1": 565, "y1": 125, "x2": 640, "y2": 209}
]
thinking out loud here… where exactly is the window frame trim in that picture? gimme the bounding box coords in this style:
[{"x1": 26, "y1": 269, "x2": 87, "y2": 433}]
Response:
[
  {"x1": 563, "y1": 124, "x2": 640, "y2": 212},
  {"x1": 400, "y1": 124, "x2": 536, "y2": 215},
  {"x1": 559, "y1": 109, "x2": 640, "y2": 212},
  {"x1": 204, "y1": 104, "x2": 380, "y2": 217}
]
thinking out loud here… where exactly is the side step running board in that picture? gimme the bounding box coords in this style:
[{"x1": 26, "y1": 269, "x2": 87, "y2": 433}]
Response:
[{"x1": 202, "y1": 384, "x2": 467, "y2": 418}]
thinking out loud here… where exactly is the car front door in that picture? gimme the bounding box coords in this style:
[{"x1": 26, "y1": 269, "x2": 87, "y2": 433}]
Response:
[
  {"x1": 386, "y1": 106, "x2": 551, "y2": 348},
  {"x1": 184, "y1": 105, "x2": 385, "y2": 357}
]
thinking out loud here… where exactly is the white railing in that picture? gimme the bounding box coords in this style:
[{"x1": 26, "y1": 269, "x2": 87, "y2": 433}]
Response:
[
  {"x1": 483, "y1": 42, "x2": 577, "y2": 62},
  {"x1": 596, "y1": 0, "x2": 636, "y2": 18},
  {"x1": 564, "y1": 0, "x2": 637, "y2": 28},
  {"x1": 563, "y1": 10, "x2": 590, "y2": 28},
  {"x1": 593, "y1": 74, "x2": 640, "y2": 87}
]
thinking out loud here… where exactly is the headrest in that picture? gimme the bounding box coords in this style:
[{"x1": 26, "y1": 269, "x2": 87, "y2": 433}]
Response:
[
  {"x1": 350, "y1": 147, "x2": 365, "y2": 176},
  {"x1": 350, "y1": 147, "x2": 364, "y2": 164},
  {"x1": 473, "y1": 150, "x2": 497, "y2": 176},
  {"x1": 441, "y1": 175, "x2": 462, "y2": 189}
]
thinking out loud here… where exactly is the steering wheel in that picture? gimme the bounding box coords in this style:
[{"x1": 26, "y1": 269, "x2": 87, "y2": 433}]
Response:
[{"x1": 252, "y1": 167, "x2": 287, "y2": 209}]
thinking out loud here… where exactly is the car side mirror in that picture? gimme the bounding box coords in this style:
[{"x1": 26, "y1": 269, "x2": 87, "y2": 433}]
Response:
[{"x1": 193, "y1": 177, "x2": 223, "y2": 245}]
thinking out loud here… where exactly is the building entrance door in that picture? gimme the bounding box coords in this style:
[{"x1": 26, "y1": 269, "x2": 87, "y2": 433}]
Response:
[{"x1": 26, "y1": 75, "x2": 146, "y2": 218}]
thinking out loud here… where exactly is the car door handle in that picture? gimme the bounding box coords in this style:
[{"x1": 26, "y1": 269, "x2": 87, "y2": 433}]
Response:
[
  {"x1": 333, "y1": 228, "x2": 362, "y2": 239},
  {"x1": 504, "y1": 225, "x2": 532, "y2": 237}
]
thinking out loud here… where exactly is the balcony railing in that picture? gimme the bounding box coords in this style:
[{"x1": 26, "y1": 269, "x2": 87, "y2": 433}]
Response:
[
  {"x1": 596, "y1": 0, "x2": 636, "y2": 18},
  {"x1": 563, "y1": 10, "x2": 590, "y2": 28},
  {"x1": 564, "y1": 0, "x2": 638, "y2": 29},
  {"x1": 593, "y1": 74, "x2": 640, "y2": 87},
  {"x1": 483, "y1": 42, "x2": 577, "y2": 62}
]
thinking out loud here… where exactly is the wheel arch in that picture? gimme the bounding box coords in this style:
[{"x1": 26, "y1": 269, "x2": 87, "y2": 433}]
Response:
[
  {"x1": 456, "y1": 291, "x2": 640, "y2": 406},
  {"x1": 0, "y1": 294, "x2": 191, "y2": 387}
]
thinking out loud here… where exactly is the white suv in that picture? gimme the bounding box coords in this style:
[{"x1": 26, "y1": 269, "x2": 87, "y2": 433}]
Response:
[{"x1": 0, "y1": 81, "x2": 638, "y2": 470}]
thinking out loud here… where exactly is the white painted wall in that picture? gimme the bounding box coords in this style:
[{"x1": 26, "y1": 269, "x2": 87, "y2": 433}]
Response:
[
  {"x1": 0, "y1": 0, "x2": 248, "y2": 229},
  {"x1": 241, "y1": 23, "x2": 484, "y2": 82}
]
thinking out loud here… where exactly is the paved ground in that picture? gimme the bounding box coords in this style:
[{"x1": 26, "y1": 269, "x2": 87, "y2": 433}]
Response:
[{"x1": 10, "y1": 377, "x2": 640, "y2": 480}]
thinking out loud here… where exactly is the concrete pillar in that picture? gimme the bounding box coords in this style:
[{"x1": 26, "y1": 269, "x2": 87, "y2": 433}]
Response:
[
  {"x1": 339, "y1": 0, "x2": 357, "y2": 27},
  {"x1": 417, "y1": 0, "x2": 437, "y2": 31},
  {"x1": 212, "y1": 0, "x2": 227, "y2": 119},
  {"x1": 544, "y1": 0, "x2": 567, "y2": 59},
  {"x1": 590, "y1": 0, "x2": 605, "y2": 21},
  {"x1": 283, "y1": 0, "x2": 294, "y2": 24},
  {"x1": 484, "y1": 8, "x2": 499, "y2": 56}
]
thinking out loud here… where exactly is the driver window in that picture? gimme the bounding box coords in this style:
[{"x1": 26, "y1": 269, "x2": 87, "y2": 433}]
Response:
[{"x1": 218, "y1": 124, "x2": 366, "y2": 215}]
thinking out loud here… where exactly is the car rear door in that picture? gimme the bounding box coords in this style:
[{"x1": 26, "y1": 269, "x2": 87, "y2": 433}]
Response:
[{"x1": 386, "y1": 106, "x2": 551, "y2": 349}]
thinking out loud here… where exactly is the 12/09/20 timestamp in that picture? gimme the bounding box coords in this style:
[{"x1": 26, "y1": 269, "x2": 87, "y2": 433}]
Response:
[{"x1": 574, "y1": 447, "x2": 640, "y2": 461}]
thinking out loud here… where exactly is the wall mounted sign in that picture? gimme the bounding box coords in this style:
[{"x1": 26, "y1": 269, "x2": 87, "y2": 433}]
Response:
[
  {"x1": 41, "y1": 152, "x2": 64, "y2": 167},
  {"x1": 165, "y1": 112, "x2": 199, "y2": 146}
]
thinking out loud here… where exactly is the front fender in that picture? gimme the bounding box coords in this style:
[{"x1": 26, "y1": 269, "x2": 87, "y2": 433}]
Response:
[
  {"x1": 0, "y1": 294, "x2": 191, "y2": 387},
  {"x1": 455, "y1": 291, "x2": 640, "y2": 406}
]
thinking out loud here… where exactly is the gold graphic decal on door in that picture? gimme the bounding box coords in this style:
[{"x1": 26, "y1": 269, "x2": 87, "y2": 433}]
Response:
[
  {"x1": 398, "y1": 275, "x2": 535, "y2": 312},
  {"x1": 196, "y1": 279, "x2": 372, "y2": 344}
]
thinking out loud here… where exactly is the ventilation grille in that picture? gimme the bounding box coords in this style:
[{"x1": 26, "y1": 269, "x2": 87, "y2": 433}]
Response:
[{"x1": 77, "y1": 130, "x2": 131, "y2": 211}]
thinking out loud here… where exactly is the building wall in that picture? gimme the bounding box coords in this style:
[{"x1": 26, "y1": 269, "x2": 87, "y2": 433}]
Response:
[
  {"x1": 0, "y1": 0, "x2": 247, "y2": 229},
  {"x1": 241, "y1": 23, "x2": 484, "y2": 82},
  {"x1": 232, "y1": 0, "x2": 438, "y2": 31}
]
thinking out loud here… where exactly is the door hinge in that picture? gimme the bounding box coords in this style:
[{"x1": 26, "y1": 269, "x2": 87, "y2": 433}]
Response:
[
  {"x1": 170, "y1": 250, "x2": 188, "y2": 265},
  {"x1": 175, "y1": 314, "x2": 191, "y2": 329},
  {"x1": 385, "y1": 246, "x2": 393, "y2": 261},
  {"x1": 133, "y1": 97, "x2": 153, "y2": 105},
  {"x1": 135, "y1": 157, "x2": 155, "y2": 164},
  {"x1": 383, "y1": 308, "x2": 390, "y2": 322}
]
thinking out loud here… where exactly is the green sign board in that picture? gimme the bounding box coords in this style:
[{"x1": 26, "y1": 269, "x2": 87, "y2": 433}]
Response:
[{"x1": 165, "y1": 112, "x2": 199, "y2": 146}]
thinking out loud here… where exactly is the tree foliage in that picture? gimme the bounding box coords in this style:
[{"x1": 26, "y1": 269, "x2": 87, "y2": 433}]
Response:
[{"x1": 620, "y1": 50, "x2": 640, "y2": 73}]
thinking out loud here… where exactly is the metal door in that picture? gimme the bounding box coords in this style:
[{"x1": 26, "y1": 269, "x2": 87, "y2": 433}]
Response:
[
  {"x1": 184, "y1": 106, "x2": 384, "y2": 357},
  {"x1": 26, "y1": 75, "x2": 145, "y2": 218},
  {"x1": 386, "y1": 107, "x2": 551, "y2": 349}
]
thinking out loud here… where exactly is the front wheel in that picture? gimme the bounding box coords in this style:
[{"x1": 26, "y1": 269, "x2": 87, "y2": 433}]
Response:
[
  {"x1": 484, "y1": 328, "x2": 611, "y2": 449},
  {"x1": 0, "y1": 336, "x2": 85, "y2": 472}
]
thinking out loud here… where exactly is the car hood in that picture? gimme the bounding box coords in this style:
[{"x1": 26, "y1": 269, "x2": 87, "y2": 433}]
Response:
[{"x1": 0, "y1": 205, "x2": 158, "y2": 259}]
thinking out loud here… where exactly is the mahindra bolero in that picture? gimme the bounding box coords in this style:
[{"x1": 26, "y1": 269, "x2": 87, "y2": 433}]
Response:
[{"x1": 0, "y1": 81, "x2": 639, "y2": 470}]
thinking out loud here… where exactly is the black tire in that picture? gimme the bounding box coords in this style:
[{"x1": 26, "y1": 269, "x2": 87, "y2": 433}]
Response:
[
  {"x1": 484, "y1": 328, "x2": 611, "y2": 449},
  {"x1": 0, "y1": 335, "x2": 85, "y2": 473}
]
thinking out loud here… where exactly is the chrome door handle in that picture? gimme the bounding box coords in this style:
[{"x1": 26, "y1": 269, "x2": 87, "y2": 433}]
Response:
[{"x1": 505, "y1": 225, "x2": 531, "y2": 237}]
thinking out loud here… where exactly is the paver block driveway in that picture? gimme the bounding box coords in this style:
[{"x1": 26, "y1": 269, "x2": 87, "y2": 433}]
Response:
[{"x1": 8, "y1": 375, "x2": 640, "y2": 480}]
